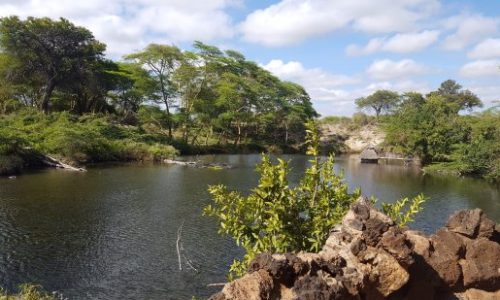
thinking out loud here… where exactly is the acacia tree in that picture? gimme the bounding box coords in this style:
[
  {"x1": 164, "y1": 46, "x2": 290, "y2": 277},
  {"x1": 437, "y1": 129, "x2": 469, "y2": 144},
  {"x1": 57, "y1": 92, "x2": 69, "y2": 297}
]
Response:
[
  {"x1": 355, "y1": 90, "x2": 400, "y2": 118},
  {"x1": 435, "y1": 79, "x2": 482, "y2": 111},
  {"x1": 0, "y1": 16, "x2": 106, "y2": 113},
  {"x1": 125, "y1": 44, "x2": 183, "y2": 138}
]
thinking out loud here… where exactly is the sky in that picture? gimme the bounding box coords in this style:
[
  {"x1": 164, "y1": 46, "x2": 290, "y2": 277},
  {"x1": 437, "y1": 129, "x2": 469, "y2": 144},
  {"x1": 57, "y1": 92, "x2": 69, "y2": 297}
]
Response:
[{"x1": 0, "y1": 0, "x2": 499, "y2": 116}]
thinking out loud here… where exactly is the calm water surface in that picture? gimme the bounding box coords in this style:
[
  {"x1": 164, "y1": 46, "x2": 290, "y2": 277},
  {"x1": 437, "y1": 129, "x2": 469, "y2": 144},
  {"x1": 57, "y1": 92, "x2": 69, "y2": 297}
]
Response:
[{"x1": 0, "y1": 154, "x2": 498, "y2": 299}]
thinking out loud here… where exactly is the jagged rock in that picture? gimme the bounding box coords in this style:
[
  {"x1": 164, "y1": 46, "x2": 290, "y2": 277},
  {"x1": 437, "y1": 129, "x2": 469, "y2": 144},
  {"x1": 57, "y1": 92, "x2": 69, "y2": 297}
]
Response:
[
  {"x1": 218, "y1": 269, "x2": 274, "y2": 300},
  {"x1": 359, "y1": 247, "x2": 410, "y2": 296},
  {"x1": 446, "y1": 209, "x2": 482, "y2": 238},
  {"x1": 209, "y1": 202, "x2": 500, "y2": 300},
  {"x1": 461, "y1": 238, "x2": 500, "y2": 290},
  {"x1": 456, "y1": 288, "x2": 500, "y2": 300},
  {"x1": 478, "y1": 214, "x2": 496, "y2": 239},
  {"x1": 405, "y1": 230, "x2": 431, "y2": 258},
  {"x1": 379, "y1": 226, "x2": 413, "y2": 266}
]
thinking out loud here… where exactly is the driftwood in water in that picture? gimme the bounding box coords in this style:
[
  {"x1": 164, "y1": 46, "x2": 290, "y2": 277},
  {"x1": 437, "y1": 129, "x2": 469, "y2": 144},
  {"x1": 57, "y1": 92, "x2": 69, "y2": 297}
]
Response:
[
  {"x1": 164, "y1": 159, "x2": 232, "y2": 169},
  {"x1": 40, "y1": 155, "x2": 86, "y2": 172}
]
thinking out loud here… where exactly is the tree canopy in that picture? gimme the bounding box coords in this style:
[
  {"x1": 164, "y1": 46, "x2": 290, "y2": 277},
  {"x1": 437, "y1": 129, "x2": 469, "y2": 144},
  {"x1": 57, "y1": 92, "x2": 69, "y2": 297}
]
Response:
[{"x1": 355, "y1": 90, "x2": 400, "y2": 118}]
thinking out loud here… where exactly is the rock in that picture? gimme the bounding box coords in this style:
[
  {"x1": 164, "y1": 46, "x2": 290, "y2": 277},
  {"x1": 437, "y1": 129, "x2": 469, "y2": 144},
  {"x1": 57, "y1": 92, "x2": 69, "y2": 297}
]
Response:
[
  {"x1": 456, "y1": 288, "x2": 500, "y2": 300},
  {"x1": 351, "y1": 202, "x2": 370, "y2": 221},
  {"x1": 478, "y1": 214, "x2": 496, "y2": 239},
  {"x1": 379, "y1": 226, "x2": 413, "y2": 266},
  {"x1": 426, "y1": 229, "x2": 465, "y2": 289},
  {"x1": 220, "y1": 269, "x2": 274, "y2": 300},
  {"x1": 359, "y1": 247, "x2": 410, "y2": 297},
  {"x1": 446, "y1": 209, "x2": 482, "y2": 238},
  {"x1": 209, "y1": 203, "x2": 500, "y2": 300},
  {"x1": 461, "y1": 238, "x2": 500, "y2": 290},
  {"x1": 363, "y1": 218, "x2": 389, "y2": 246},
  {"x1": 431, "y1": 229, "x2": 466, "y2": 260},
  {"x1": 405, "y1": 230, "x2": 431, "y2": 258}
]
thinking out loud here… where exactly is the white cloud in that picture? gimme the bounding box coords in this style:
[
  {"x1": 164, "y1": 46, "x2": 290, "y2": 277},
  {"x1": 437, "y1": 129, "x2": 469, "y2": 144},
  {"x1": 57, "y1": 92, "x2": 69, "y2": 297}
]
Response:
[
  {"x1": 262, "y1": 59, "x2": 358, "y2": 102},
  {"x1": 468, "y1": 38, "x2": 500, "y2": 59},
  {"x1": 366, "y1": 59, "x2": 428, "y2": 80},
  {"x1": 0, "y1": 0, "x2": 238, "y2": 57},
  {"x1": 459, "y1": 60, "x2": 500, "y2": 77},
  {"x1": 241, "y1": 0, "x2": 440, "y2": 46},
  {"x1": 442, "y1": 14, "x2": 499, "y2": 51},
  {"x1": 346, "y1": 30, "x2": 440, "y2": 56}
]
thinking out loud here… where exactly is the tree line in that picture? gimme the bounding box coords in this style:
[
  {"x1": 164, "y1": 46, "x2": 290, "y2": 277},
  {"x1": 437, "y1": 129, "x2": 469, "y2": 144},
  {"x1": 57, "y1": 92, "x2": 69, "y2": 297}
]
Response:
[
  {"x1": 0, "y1": 16, "x2": 317, "y2": 148},
  {"x1": 354, "y1": 80, "x2": 499, "y2": 182}
]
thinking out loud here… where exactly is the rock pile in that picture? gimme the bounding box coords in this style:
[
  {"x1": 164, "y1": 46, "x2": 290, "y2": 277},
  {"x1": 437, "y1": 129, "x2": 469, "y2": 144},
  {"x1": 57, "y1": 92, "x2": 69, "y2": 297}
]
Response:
[{"x1": 209, "y1": 199, "x2": 500, "y2": 300}]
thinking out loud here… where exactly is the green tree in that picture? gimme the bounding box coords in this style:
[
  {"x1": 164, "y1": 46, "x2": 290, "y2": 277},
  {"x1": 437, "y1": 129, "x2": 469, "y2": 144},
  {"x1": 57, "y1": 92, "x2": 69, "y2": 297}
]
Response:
[
  {"x1": 355, "y1": 90, "x2": 400, "y2": 118},
  {"x1": 125, "y1": 44, "x2": 183, "y2": 138},
  {"x1": 0, "y1": 16, "x2": 106, "y2": 113},
  {"x1": 435, "y1": 79, "x2": 482, "y2": 111}
]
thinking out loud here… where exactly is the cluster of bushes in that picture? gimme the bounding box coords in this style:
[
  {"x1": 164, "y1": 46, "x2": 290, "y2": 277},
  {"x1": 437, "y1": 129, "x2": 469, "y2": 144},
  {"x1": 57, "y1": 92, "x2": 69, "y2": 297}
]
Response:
[{"x1": 0, "y1": 109, "x2": 178, "y2": 175}]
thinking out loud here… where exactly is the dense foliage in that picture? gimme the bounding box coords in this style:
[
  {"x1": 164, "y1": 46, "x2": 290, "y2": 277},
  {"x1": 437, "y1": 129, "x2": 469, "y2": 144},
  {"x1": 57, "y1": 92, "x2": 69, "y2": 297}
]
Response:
[
  {"x1": 352, "y1": 80, "x2": 498, "y2": 182},
  {"x1": 0, "y1": 16, "x2": 317, "y2": 174},
  {"x1": 204, "y1": 122, "x2": 360, "y2": 278}
]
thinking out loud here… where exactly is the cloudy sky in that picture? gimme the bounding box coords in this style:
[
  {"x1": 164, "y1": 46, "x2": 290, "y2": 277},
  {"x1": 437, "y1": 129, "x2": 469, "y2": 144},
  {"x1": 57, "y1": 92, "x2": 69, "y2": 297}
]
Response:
[{"x1": 1, "y1": 0, "x2": 499, "y2": 116}]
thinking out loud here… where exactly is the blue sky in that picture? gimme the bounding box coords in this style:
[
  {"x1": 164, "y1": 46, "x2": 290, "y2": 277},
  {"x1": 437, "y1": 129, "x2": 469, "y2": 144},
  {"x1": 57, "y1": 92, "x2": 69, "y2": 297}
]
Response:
[{"x1": 1, "y1": 0, "x2": 499, "y2": 116}]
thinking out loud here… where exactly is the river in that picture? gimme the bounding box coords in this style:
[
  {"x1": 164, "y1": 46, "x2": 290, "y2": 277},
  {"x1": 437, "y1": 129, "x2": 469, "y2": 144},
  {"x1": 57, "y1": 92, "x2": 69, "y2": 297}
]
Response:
[{"x1": 0, "y1": 154, "x2": 498, "y2": 299}]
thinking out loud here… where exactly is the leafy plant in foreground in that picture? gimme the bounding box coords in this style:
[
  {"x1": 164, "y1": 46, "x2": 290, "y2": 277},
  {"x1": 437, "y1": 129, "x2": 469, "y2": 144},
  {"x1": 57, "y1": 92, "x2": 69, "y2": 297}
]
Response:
[
  {"x1": 204, "y1": 121, "x2": 360, "y2": 279},
  {"x1": 381, "y1": 194, "x2": 426, "y2": 227}
]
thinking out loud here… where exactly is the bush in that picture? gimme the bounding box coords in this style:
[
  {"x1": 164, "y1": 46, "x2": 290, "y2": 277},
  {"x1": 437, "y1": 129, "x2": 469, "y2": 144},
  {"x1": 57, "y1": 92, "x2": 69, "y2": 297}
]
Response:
[
  {"x1": 0, "y1": 109, "x2": 178, "y2": 167},
  {"x1": 0, "y1": 284, "x2": 56, "y2": 300},
  {"x1": 204, "y1": 121, "x2": 360, "y2": 279}
]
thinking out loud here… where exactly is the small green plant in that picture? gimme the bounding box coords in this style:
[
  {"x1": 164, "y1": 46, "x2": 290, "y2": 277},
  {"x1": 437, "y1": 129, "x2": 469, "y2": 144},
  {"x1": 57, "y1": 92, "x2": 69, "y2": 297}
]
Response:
[
  {"x1": 204, "y1": 121, "x2": 360, "y2": 279},
  {"x1": 0, "y1": 284, "x2": 56, "y2": 300},
  {"x1": 381, "y1": 194, "x2": 426, "y2": 227}
]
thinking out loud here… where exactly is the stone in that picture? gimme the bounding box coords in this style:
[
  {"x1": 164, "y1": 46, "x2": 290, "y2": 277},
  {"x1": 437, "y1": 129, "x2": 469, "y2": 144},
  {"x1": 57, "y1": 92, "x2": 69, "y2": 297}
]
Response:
[
  {"x1": 446, "y1": 209, "x2": 482, "y2": 238},
  {"x1": 478, "y1": 214, "x2": 496, "y2": 239},
  {"x1": 431, "y1": 229, "x2": 466, "y2": 260},
  {"x1": 405, "y1": 230, "x2": 431, "y2": 258},
  {"x1": 360, "y1": 247, "x2": 410, "y2": 297},
  {"x1": 363, "y1": 218, "x2": 389, "y2": 246},
  {"x1": 221, "y1": 269, "x2": 274, "y2": 300},
  {"x1": 351, "y1": 203, "x2": 370, "y2": 221},
  {"x1": 379, "y1": 226, "x2": 413, "y2": 266},
  {"x1": 461, "y1": 238, "x2": 500, "y2": 290},
  {"x1": 425, "y1": 229, "x2": 467, "y2": 289},
  {"x1": 457, "y1": 288, "x2": 500, "y2": 300}
]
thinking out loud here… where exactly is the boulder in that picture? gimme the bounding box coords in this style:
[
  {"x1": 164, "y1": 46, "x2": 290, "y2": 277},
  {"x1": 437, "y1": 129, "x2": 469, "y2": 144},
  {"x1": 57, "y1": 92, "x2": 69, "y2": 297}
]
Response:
[
  {"x1": 461, "y1": 238, "x2": 500, "y2": 290},
  {"x1": 446, "y1": 209, "x2": 482, "y2": 238},
  {"x1": 217, "y1": 269, "x2": 275, "y2": 300}
]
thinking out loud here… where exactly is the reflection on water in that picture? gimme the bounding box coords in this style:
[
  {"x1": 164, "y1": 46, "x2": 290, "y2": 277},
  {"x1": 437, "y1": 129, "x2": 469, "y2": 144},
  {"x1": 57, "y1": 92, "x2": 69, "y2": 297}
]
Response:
[{"x1": 0, "y1": 154, "x2": 498, "y2": 299}]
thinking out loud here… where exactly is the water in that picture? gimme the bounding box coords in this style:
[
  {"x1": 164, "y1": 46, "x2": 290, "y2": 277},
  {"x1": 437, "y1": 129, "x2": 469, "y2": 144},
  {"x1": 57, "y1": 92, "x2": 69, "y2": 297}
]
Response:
[{"x1": 0, "y1": 154, "x2": 498, "y2": 299}]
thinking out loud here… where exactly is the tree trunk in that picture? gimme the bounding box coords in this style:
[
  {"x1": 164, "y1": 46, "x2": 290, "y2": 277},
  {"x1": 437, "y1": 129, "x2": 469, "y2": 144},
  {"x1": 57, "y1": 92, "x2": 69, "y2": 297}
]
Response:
[{"x1": 40, "y1": 79, "x2": 56, "y2": 113}]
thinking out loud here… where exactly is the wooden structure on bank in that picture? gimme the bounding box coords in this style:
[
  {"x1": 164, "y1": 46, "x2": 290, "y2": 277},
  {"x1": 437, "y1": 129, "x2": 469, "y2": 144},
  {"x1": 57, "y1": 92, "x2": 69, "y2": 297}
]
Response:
[{"x1": 360, "y1": 147, "x2": 379, "y2": 163}]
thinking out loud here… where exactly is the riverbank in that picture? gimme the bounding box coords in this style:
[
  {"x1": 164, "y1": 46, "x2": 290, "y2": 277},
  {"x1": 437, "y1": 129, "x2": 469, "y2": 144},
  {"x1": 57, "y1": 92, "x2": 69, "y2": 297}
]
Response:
[{"x1": 0, "y1": 110, "x2": 305, "y2": 176}]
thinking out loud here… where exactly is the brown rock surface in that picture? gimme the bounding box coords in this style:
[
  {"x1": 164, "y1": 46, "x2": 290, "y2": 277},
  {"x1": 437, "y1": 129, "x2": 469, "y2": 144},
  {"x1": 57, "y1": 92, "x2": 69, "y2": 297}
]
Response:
[{"x1": 210, "y1": 204, "x2": 500, "y2": 300}]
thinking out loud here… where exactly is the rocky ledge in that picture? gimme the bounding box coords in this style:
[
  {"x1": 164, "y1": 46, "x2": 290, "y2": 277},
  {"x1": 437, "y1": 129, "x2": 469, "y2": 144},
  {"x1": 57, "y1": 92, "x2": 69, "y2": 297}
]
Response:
[{"x1": 209, "y1": 199, "x2": 500, "y2": 300}]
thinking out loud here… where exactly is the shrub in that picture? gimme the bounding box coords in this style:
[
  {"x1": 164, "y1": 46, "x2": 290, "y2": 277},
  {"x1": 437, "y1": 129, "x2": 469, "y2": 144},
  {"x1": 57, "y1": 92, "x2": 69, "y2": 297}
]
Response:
[{"x1": 204, "y1": 121, "x2": 360, "y2": 279}]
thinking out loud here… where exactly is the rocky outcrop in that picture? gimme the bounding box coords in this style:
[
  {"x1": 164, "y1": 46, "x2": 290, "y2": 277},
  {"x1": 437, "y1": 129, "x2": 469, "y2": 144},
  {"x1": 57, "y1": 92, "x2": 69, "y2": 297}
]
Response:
[
  {"x1": 320, "y1": 124, "x2": 385, "y2": 153},
  {"x1": 209, "y1": 200, "x2": 500, "y2": 300}
]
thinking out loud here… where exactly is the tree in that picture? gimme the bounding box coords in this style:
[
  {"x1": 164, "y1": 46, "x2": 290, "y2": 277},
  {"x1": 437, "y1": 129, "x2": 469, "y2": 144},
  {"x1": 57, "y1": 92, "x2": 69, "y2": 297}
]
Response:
[
  {"x1": 435, "y1": 79, "x2": 482, "y2": 111},
  {"x1": 355, "y1": 90, "x2": 400, "y2": 118},
  {"x1": 125, "y1": 44, "x2": 183, "y2": 138},
  {"x1": 0, "y1": 16, "x2": 106, "y2": 113}
]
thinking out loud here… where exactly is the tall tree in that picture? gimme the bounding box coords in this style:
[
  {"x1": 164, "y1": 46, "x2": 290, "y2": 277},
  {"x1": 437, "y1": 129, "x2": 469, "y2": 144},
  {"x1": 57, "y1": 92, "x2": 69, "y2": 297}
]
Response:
[
  {"x1": 355, "y1": 90, "x2": 400, "y2": 118},
  {"x1": 435, "y1": 79, "x2": 482, "y2": 111},
  {"x1": 0, "y1": 16, "x2": 106, "y2": 113},
  {"x1": 125, "y1": 44, "x2": 183, "y2": 138}
]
